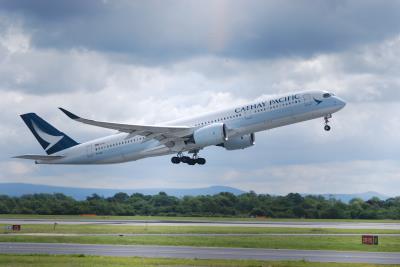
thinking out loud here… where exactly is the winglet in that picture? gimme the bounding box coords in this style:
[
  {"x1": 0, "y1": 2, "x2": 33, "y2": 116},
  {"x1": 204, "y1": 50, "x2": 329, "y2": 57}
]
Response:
[{"x1": 59, "y1": 108, "x2": 80, "y2": 120}]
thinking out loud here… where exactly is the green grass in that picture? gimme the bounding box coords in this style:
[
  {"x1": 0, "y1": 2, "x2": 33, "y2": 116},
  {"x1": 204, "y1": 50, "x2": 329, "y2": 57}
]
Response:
[
  {"x1": 1, "y1": 222, "x2": 399, "y2": 253},
  {"x1": 1, "y1": 223, "x2": 399, "y2": 253},
  {"x1": 1, "y1": 235, "x2": 399, "y2": 252},
  {"x1": 1, "y1": 224, "x2": 400, "y2": 235},
  {"x1": 0, "y1": 254, "x2": 398, "y2": 267},
  {"x1": 1, "y1": 214, "x2": 399, "y2": 223}
]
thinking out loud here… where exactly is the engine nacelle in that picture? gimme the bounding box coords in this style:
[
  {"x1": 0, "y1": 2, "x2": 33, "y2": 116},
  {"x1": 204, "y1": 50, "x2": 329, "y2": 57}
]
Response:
[
  {"x1": 193, "y1": 123, "x2": 228, "y2": 147},
  {"x1": 219, "y1": 133, "x2": 255, "y2": 150}
]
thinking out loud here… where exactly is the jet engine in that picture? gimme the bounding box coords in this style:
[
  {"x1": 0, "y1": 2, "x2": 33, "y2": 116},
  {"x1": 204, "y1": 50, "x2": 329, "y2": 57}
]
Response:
[
  {"x1": 218, "y1": 133, "x2": 255, "y2": 150},
  {"x1": 193, "y1": 123, "x2": 228, "y2": 147}
]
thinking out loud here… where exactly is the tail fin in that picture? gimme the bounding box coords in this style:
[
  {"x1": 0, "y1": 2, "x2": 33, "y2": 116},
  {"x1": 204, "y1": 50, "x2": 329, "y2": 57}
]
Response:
[{"x1": 20, "y1": 113, "x2": 79, "y2": 155}]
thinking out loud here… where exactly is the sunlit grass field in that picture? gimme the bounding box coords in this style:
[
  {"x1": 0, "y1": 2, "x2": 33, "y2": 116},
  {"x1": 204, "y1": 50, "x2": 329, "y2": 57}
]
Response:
[
  {"x1": 1, "y1": 216, "x2": 399, "y2": 252},
  {"x1": 1, "y1": 215, "x2": 399, "y2": 266}
]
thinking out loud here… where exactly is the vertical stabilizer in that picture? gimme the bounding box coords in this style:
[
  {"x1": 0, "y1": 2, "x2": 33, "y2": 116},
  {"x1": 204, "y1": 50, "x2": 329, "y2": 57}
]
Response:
[{"x1": 20, "y1": 113, "x2": 79, "y2": 155}]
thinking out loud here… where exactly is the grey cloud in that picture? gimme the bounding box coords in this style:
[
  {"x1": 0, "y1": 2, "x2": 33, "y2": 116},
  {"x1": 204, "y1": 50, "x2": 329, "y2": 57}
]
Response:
[
  {"x1": 0, "y1": 51, "x2": 110, "y2": 94},
  {"x1": 1, "y1": 0, "x2": 400, "y2": 63},
  {"x1": 0, "y1": 0, "x2": 106, "y2": 21},
  {"x1": 2, "y1": 34, "x2": 400, "y2": 101},
  {"x1": 233, "y1": 0, "x2": 400, "y2": 58}
]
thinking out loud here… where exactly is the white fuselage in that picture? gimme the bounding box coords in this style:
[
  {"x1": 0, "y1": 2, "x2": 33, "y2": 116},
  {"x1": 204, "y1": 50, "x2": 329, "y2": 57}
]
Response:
[{"x1": 37, "y1": 90, "x2": 346, "y2": 164}]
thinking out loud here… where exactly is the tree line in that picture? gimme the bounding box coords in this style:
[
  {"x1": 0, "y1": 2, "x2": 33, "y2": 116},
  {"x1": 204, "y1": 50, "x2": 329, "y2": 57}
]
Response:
[{"x1": 0, "y1": 192, "x2": 399, "y2": 219}]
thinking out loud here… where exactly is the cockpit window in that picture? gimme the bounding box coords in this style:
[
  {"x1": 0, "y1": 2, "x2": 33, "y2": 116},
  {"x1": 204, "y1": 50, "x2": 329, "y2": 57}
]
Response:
[{"x1": 323, "y1": 93, "x2": 332, "y2": 98}]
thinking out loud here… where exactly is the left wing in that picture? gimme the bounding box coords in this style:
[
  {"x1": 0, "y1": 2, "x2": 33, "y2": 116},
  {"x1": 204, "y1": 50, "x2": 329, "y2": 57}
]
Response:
[{"x1": 58, "y1": 108, "x2": 193, "y2": 141}]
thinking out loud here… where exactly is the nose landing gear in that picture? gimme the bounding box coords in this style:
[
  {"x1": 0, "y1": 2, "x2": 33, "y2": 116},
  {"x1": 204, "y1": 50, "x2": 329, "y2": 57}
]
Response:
[
  {"x1": 324, "y1": 114, "x2": 332, "y2": 131},
  {"x1": 171, "y1": 151, "x2": 206, "y2": 165}
]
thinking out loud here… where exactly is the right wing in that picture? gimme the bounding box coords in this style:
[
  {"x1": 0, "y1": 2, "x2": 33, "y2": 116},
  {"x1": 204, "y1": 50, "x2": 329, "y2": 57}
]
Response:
[{"x1": 13, "y1": 155, "x2": 64, "y2": 160}]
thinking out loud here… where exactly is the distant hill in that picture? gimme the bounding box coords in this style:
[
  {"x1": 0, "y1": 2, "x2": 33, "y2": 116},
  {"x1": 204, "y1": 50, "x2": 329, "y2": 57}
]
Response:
[
  {"x1": 306, "y1": 191, "x2": 391, "y2": 203},
  {"x1": 0, "y1": 183, "x2": 246, "y2": 200}
]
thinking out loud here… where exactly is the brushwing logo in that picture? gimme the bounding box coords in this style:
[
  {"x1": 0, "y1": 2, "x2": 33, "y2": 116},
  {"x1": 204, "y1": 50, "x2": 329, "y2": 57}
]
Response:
[
  {"x1": 313, "y1": 97, "x2": 322, "y2": 105},
  {"x1": 31, "y1": 121, "x2": 63, "y2": 151}
]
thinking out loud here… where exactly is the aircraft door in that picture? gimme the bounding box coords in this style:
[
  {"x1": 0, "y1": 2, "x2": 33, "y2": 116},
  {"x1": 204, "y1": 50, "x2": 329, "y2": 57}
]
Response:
[
  {"x1": 86, "y1": 144, "x2": 94, "y2": 158},
  {"x1": 303, "y1": 94, "x2": 312, "y2": 106}
]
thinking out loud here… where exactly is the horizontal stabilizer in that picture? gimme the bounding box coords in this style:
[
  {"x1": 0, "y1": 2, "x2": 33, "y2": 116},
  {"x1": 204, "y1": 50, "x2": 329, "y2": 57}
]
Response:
[{"x1": 13, "y1": 155, "x2": 64, "y2": 161}]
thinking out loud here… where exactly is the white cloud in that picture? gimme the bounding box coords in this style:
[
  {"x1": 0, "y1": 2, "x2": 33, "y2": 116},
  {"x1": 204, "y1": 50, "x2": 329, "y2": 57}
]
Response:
[
  {"x1": 0, "y1": 160, "x2": 37, "y2": 177},
  {"x1": 0, "y1": 16, "x2": 30, "y2": 54},
  {"x1": 216, "y1": 160, "x2": 400, "y2": 196}
]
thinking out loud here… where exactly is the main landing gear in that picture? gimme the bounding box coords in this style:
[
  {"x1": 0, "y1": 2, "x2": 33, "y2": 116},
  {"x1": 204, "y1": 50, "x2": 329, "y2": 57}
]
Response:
[
  {"x1": 324, "y1": 114, "x2": 332, "y2": 131},
  {"x1": 171, "y1": 151, "x2": 206, "y2": 165}
]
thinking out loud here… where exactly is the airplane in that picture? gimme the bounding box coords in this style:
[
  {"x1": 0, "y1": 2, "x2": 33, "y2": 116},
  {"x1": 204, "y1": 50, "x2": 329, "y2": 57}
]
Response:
[{"x1": 14, "y1": 90, "x2": 346, "y2": 165}]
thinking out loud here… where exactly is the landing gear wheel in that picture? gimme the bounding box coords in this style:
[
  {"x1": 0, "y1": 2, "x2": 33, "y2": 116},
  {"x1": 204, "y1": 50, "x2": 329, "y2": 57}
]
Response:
[
  {"x1": 324, "y1": 125, "x2": 331, "y2": 131},
  {"x1": 171, "y1": 151, "x2": 207, "y2": 165},
  {"x1": 171, "y1": 156, "x2": 180, "y2": 164},
  {"x1": 181, "y1": 156, "x2": 190, "y2": 163},
  {"x1": 196, "y1": 158, "x2": 206, "y2": 165}
]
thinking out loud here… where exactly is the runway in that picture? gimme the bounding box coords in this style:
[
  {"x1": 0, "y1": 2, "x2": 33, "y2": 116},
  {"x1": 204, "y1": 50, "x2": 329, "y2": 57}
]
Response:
[
  {"x1": 1, "y1": 218, "x2": 400, "y2": 229},
  {"x1": 1, "y1": 242, "x2": 399, "y2": 264}
]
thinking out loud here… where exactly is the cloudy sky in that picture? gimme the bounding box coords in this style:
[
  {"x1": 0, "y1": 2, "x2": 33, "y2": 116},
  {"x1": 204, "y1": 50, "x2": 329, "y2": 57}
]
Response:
[{"x1": 0, "y1": 0, "x2": 399, "y2": 196}]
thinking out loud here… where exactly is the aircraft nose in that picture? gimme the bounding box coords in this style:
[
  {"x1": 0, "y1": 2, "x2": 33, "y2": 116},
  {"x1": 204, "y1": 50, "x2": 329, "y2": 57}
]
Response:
[{"x1": 334, "y1": 97, "x2": 346, "y2": 109}]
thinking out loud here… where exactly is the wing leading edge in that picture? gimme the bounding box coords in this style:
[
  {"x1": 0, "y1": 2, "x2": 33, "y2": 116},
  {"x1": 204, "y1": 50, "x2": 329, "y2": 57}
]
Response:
[{"x1": 58, "y1": 108, "x2": 193, "y2": 140}]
